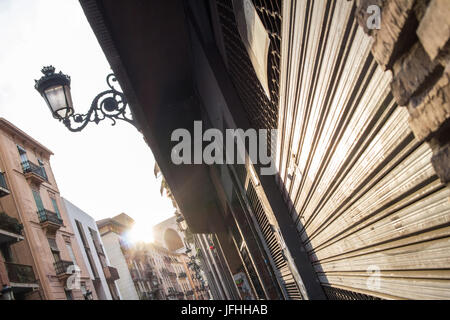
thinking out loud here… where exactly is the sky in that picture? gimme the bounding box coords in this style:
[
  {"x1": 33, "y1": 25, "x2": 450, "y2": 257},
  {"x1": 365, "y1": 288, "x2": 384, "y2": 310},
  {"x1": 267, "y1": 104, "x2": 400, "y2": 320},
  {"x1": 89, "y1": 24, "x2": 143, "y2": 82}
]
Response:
[{"x1": 0, "y1": 0, "x2": 176, "y2": 242}]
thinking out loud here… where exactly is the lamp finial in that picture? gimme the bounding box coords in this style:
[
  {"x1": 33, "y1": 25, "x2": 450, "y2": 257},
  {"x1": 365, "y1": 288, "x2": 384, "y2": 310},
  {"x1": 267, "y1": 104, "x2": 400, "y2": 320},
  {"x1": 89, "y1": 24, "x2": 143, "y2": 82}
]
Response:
[{"x1": 41, "y1": 66, "x2": 55, "y2": 76}]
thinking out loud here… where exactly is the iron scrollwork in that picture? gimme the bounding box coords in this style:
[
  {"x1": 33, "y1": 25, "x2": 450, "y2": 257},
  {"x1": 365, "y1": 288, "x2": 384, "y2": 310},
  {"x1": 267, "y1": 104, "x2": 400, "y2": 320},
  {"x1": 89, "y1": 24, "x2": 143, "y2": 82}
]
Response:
[{"x1": 62, "y1": 74, "x2": 138, "y2": 132}]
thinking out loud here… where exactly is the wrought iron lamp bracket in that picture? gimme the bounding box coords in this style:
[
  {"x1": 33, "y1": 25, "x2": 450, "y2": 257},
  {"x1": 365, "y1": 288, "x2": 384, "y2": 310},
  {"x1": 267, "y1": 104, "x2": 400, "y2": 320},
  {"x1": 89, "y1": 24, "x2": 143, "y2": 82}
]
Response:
[{"x1": 61, "y1": 74, "x2": 138, "y2": 132}]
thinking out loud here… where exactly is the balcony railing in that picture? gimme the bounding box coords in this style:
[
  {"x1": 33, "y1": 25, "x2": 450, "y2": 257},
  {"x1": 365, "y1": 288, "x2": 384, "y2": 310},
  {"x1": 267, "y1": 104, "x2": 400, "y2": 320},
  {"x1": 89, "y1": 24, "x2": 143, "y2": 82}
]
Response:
[
  {"x1": 186, "y1": 290, "x2": 194, "y2": 296},
  {"x1": 21, "y1": 160, "x2": 48, "y2": 181},
  {"x1": 167, "y1": 287, "x2": 176, "y2": 294},
  {"x1": 0, "y1": 212, "x2": 23, "y2": 236},
  {"x1": 130, "y1": 269, "x2": 143, "y2": 281},
  {"x1": 53, "y1": 260, "x2": 74, "y2": 276},
  {"x1": 145, "y1": 270, "x2": 156, "y2": 279},
  {"x1": 37, "y1": 209, "x2": 63, "y2": 225},
  {"x1": 5, "y1": 262, "x2": 37, "y2": 284},
  {"x1": 151, "y1": 278, "x2": 160, "y2": 287},
  {"x1": 139, "y1": 292, "x2": 153, "y2": 300},
  {"x1": 0, "y1": 172, "x2": 10, "y2": 197}
]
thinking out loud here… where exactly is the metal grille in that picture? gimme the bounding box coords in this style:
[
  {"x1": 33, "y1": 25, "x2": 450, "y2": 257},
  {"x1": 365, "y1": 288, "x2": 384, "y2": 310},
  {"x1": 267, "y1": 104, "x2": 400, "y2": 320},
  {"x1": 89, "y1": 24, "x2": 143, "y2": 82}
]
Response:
[
  {"x1": 216, "y1": 0, "x2": 282, "y2": 132},
  {"x1": 240, "y1": 244, "x2": 266, "y2": 299},
  {"x1": 246, "y1": 182, "x2": 302, "y2": 300},
  {"x1": 323, "y1": 286, "x2": 384, "y2": 300}
]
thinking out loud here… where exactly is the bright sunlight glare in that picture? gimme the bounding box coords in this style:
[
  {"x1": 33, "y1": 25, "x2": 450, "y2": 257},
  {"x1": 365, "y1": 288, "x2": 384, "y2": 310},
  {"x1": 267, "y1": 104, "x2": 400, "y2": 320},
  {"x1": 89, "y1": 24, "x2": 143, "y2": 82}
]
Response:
[{"x1": 127, "y1": 223, "x2": 155, "y2": 244}]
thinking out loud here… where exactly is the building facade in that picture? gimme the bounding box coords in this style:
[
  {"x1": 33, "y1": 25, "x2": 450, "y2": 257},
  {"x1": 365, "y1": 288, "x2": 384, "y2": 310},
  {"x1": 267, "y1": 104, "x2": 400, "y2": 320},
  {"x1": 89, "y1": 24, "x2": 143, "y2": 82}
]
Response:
[
  {"x1": 80, "y1": 0, "x2": 450, "y2": 300},
  {"x1": 97, "y1": 213, "x2": 140, "y2": 300},
  {"x1": 152, "y1": 216, "x2": 186, "y2": 253},
  {"x1": 0, "y1": 118, "x2": 96, "y2": 300},
  {"x1": 62, "y1": 198, "x2": 121, "y2": 300},
  {"x1": 98, "y1": 212, "x2": 211, "y2": 300},
  {"x1": 142, "y1": 243, "x2": 195, "y2": 300}
]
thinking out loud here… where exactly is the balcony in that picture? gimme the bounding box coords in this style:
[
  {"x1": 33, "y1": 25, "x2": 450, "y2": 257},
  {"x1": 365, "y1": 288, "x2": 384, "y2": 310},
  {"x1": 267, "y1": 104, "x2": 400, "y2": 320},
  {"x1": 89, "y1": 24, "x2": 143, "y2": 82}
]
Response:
[
  {"x1": 103, "y1": 266, "x2": 120, "y2": 282},
  {"x1": 21, "y1": 160, "x2": 48, "y2": 185},
  {"x1": 151, "y1": 278, "x2": 160, "y2": 287},
  {"x1": 186, "y1": 290, "x2": 194, "y2": 296},
  {"x1": 130, "y1": 269, "x2": 142, "y2": 281},
  {"x1": 0, "y1": 212, "x2": 24, "y2": 245},
  {"x1": 167, "y1": 287, "x2": 176, "y2": 296},
  {"x1": 178, "y1": 272, "x2": 187, "y2": 278},
  {"x1": 37, "y1": 209, "x2": 63, "y2": 235},
  {"x1": 145, "y1": 272, "x2": 154, "y2": 281},
  {"x1": 53, "y1": 260, "x2": 74, "y2": 281},
  {"x1": 139, "y1": 291, "x2": 153, "y2": 300},
  {"x1": 5, "y1": 262, "x2": 37, "y2": 285},
  {"x1": 0, "y1": 172, "x2": 10, "y2": 198}
]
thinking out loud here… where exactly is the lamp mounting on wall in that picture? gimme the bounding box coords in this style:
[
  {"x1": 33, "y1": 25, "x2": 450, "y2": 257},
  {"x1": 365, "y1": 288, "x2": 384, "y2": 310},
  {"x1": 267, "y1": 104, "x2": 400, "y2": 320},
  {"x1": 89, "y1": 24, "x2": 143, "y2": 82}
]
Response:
[{"x1": 34, "y1": 66, "x2": 139, "y2": 132}]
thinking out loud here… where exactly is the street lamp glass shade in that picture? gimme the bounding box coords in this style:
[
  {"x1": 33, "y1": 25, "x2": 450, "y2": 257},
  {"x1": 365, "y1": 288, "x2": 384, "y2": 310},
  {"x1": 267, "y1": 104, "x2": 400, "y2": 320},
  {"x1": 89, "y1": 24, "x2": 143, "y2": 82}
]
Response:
[
  {"x1": 35, "y1": 66, "x2": 74, "y2": 120},
  {"x1": 43, "y1": 84, "x2": 74, "y2": 119}
]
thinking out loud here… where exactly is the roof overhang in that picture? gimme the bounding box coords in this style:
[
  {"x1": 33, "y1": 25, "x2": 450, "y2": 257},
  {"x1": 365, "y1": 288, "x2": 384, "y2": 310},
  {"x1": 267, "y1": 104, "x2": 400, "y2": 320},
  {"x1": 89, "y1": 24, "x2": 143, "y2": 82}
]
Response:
[{"x1": 79, "y1": 0, "x2": 225, "y2": 233}]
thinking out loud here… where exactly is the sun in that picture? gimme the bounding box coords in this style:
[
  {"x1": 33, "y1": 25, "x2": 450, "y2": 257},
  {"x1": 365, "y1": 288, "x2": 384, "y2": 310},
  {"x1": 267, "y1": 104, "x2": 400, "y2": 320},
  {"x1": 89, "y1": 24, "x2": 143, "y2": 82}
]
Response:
[{"x1": 127, "y1": 223, "x2": 155, "y2": 244}]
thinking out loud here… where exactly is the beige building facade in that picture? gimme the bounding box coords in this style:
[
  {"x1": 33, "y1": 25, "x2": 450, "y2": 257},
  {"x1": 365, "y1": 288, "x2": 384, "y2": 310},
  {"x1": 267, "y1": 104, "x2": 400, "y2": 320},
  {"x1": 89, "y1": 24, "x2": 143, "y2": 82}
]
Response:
[
  {"x1": 0, "y1": 118, "x2": 97, "y2": 300},
  {"x1": 98, "y1": 213, "x2": 209, "y2": 300}
]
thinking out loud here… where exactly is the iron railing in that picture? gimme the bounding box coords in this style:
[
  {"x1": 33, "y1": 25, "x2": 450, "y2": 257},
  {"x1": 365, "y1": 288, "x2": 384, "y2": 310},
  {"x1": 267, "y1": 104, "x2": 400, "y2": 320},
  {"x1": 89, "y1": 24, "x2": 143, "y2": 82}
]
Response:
[
  {"x1": 130, "y1": 269, "x2": 140, "y2": 280},
  {"x1": 0, "y1": 212, "x2": 23, "y2": 235},
  {"x1": 216, "y1": 0, "x2": 282, "y2": 154},
  {"x1": 53, "y1": 260, "x2": 74, "y2": 276},
  {"x1": 323, "y1": 286, "x2": 383, "y2": 300},
  {"x1": 5, "y1": 262, "x2": 37, "y2": 284},
  {"x1": 167, "y1": 287, "x2": 176, "y2": 294},
  {"x1": 146, "y1": 270, "x2": 157, "y2": 280},
  {"x1": 21, "y1": 160, "x2": 48, "y2": 181},
  {"x1": 37, "y1": 209, "x2": 63, "y2": 225},
  {"x1": 186, "y1": 290, "x2": 194, "y2": 296},
  {"x1": 151, "y1": 279, "x2": 160, "y2": 287},
  {"x1": 139, "y1": 291, "x2": 153, "y2": 300}
]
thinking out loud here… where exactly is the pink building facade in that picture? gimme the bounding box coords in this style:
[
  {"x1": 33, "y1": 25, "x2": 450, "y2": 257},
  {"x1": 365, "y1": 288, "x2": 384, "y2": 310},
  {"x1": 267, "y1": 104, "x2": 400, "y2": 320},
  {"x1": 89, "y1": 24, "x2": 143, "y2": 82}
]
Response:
[{"x1": 0, "y1": 118, "x2": 97, "y2": 300}]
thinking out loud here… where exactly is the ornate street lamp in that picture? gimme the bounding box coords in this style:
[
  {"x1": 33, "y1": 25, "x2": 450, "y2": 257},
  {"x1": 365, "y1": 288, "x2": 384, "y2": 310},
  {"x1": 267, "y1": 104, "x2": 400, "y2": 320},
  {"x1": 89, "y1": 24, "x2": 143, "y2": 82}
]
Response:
[{"x1": 35, "y1": 66, "x2": 138, "y2": 132}]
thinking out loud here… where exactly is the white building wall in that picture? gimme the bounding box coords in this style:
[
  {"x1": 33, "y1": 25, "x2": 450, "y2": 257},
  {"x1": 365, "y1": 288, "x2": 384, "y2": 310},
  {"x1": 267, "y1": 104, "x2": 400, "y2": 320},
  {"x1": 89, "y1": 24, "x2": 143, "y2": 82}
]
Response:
[
  {"x1": 153, "y1": 216, "x2": 186, "y2": 253},
  {"x1": 101, "y1": 232, "x2": 139, "y2": 300},
  {"x1": 62, "y1": 198, "x2": 121, "y2": 300}
]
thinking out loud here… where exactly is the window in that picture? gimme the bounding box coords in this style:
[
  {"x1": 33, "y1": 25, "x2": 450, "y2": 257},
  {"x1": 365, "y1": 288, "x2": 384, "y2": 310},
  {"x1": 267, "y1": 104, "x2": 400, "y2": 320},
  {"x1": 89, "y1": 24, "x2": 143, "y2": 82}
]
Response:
[
  {"x1": 50, "y1": 197, "x2": 61, "y2": 219},
  {"x1": 17, "y1": 145, "x2": 28, "y2": 164},
  {"x1": 75, "y1": 220, "x2": 99, "y2": 278},
  {"x1": 37, "y1": 159, "x2": 48, "y2": 180},
  {"x1": 48, "y1": 238, "x2": 61, "y2": 263},
  {"x1": 89, "y1": 227, "x2": 104, "y2": 255},
  {"x1": 32, "y1": 189, "x2": 44, "y2": 212},
  {"x1": 66, "y1": 242, "x2": 77, "y2": 266}
]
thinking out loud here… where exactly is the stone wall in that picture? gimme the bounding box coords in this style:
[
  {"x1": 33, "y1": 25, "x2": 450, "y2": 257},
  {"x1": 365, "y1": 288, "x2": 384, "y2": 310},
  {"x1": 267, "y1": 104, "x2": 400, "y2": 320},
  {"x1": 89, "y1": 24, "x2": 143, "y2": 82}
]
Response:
[{"x1": 356, "y1": 0, "x2": 450, "y2": 185}]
